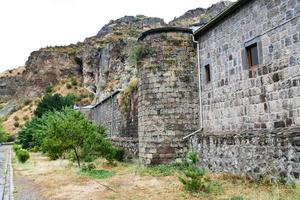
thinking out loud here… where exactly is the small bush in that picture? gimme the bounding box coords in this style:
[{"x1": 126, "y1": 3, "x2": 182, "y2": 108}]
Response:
[
  {"x1": 118, "y1": 77, "x2": 138, "y2": 114},
  {"x1": 16, "y1": 149, "x2": 30, "y2": 163},
  {"x1": 0, "y1": 123, "x2": 8, "y2": 143},
  {"x1": 23, "y1": 115, "x2": 29, "y2": 121},
  {"x1": 44, "y1": 84, "x2": 53, "y2": 94},
  {"x1": 81, "y1": 163, "x2": 96, "y2": 171},
  {"x1": 66, "y1": 83, "x2": 72, "y2": 89},
  {"x1": 14, "y1": 122, "x2": 20, "y2": 128},
  {"x1": 70, "y1": 77, "x2": 78, "y2": 86},
  {"x1": 179, "y1": 151, "x2": 222, "y2": 195},
  {"x1": 13, "y1": 116, "x2": 19, "y2": 121},
  {"x1": 6, "y1": 135, "x2": 15, "y2": 142},
  {"x1": 13, "y1": 144, "x2": 21, "y2": 152},
  {"x1": 24, "y1": 100, "x2": 32, "y2": 106},
  {"x1": 130, "y1": 43, "x2": 154, "y2": 64},
  {"x1": 114, "y1": 148, "x2": 125, "y2": 162}
]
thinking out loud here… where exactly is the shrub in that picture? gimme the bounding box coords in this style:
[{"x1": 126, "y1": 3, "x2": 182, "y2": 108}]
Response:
[
  {"x1": 18, "y1": 117, "x2": 47, "y2": 149},
  {"x1": 6, "y1": 135, "x2": 15, "y2": 142},
  {"x1": 13, "y1": 122, "x2": 20, "y2": 128},
  {"x1": 23, "y1": 115, "x2": 29, "y2": 121},
  {"x1": 117, "y1": 77, "x2": 138, "y2": 114},
  {"x1": 13, "y1": 116, "x2": 19, "y2": 121},
  {"x1": 44, "y1": 84, "x2": 53, "y2": 94},
  {"x1": 34, "y1": 93, "x2": 75, "y2": 118},
  {"x1": 130, "y1": 43, "x2": 154, "y2": 64},
  {"x1": 70, "y1": 77, "x2": 78, "y2": 86},
  {"x1": 24, "y1": 100, "x2": 32, "y2": 106},
  {"x1": 179, "y1": 151, "x2": 221, "y2": 194},
  {"x1": 0, "y1": 124, "x2": 8, "y2": 143},
  {"x1": 13, "y1": 144, "x2": 21, "y2": 152},
  {"x1": 114, "y1": 148, "x2": 125, "y2": 162},
  {"x1": 66, "y1": 83, "x2": 72, "y2": 89},
  {"x1": 39, "y1": 108, "x2": 121, "y2": 167},
  {"x1": 16, "y1": 149, "x2": 30, "y2": 163}
]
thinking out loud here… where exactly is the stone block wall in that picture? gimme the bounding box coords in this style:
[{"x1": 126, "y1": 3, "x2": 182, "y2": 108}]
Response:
[
  {"x1": 88, "y1": 90, "x2": 139, "y2": 159},
  {"x1": 189, "y1": 127, "x2": 300, "y2": 181},
  {"x1": 138, "y1": 28, "x2": 199, "y2": 165},
  {"x1": 197, "y1": 0, "x2": 300, "y2": 132},
  {"x1": 193, "y1": 0, "x2": 300, "y2": 180}
]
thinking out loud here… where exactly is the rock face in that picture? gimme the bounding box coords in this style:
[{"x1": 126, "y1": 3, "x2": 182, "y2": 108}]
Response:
[
  {"x1": 0, "y1": 2, "x2": 231, "y2": 114},
  {"x1": 76, "y1": 16, "x2": 166, "y2": 102},
  {"x1": 169, "y1": 1, "x2": 233, "y2": 27}
]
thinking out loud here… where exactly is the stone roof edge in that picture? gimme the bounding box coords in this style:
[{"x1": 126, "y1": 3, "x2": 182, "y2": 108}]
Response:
[
  {"x1": 138, "y1": 27, "x2": 193, "y2": 41},
  {"x1": 92, "y1": 89, "x2": 123, "y2": 108}
]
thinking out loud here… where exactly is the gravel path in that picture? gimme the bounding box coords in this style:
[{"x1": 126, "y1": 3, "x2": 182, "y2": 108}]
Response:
[{"x1": 0, "y1": 144, "x2": 13, "y2": 200}]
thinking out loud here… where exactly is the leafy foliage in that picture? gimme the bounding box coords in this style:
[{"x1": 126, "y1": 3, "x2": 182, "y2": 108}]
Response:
[
  {"x1": 16, "y1": 148, "x2": 30, "y2": 163},
  {"x1": 19, "y1": 107, "x2": 124, "y2": 167},
  {"x1": 34, "y1": 93, "x2": 75, "y2": 117},
  {"x1": 0, "y1": 122, "x2": 8, "y2": 143},
  {"x1": 44, "y1": 84, "x2": 54, "y2": 94},
  {"x1": 117, "y1": 77, "x2": 138, "y2": 114},
  {"x1": 18, "y1": 117, "x2": 47, "y2": 149},
  {"x1": 130, "y1": 43, "x2": 154, "y2": 64},
  {"x1": 179, "y1": 151, "x2": 222, "y2": 195}
]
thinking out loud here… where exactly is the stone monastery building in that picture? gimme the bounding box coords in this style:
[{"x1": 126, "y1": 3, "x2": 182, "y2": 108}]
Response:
[{"x1": 86, "y1": 0, "x2": 300, "y2": 180}]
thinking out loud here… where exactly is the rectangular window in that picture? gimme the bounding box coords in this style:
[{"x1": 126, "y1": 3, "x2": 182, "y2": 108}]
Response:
[
  {"x1": 204, "y1": 64, "x2": 211, "y2": 83},
  {"x1": 246, "y1": 43, "x2": 259, "y2": 67}
]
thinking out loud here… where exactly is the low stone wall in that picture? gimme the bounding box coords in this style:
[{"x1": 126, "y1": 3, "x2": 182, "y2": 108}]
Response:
[
  {"x1": 111, "y1": 137, "x2": 139, "y2": 160},
  {"x1": 189, "y1": 127, "x2": 300, "y2": 181}
]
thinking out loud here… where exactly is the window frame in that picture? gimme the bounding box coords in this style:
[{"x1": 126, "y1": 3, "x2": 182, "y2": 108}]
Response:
[
  {"x1": 246, "y1": 43, "x2": 259, "y2": 68},
  {"x1": 204, "y1": 64, "x2": 211, "y2": 83},
  {"x1": 241, "y1": 37, "x2": 263, "y2": 73}
]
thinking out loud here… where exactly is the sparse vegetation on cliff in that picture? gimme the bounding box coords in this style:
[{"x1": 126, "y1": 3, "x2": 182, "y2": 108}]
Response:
[
  {"x1": 130, "y1": 43, "x2": 154, "y2": 64},
  {"x1": 118, "y1": 77, "x2": 138, "y2": 114}
]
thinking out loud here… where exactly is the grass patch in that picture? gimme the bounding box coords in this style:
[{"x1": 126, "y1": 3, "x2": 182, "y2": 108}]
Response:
[
  {"x1": 138, "y1": 163, "x2": 188, "y2": 177},
  {"x1": 80, "y1": 169, "x2": 115, "y2": 179}
]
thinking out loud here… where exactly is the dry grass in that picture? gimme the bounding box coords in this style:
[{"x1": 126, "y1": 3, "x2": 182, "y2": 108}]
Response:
[
  {"x1": 0, "y1": 66, "x2": 25, "y2": 78},
  {"x1": 13, "y1": 153, "x2": 299, "y2": 200},
  {"x1": 53, "y1": 77, "x2": 93, "y2": 105},
  {"x1": 3, "y1": 102, "x2": 37, "y2": 135}
]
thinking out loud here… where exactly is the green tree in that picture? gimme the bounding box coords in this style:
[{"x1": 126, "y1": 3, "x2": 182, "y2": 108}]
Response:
[
  {"x1": 18, "y1": 117, "x2": 46, "y2": 149},
  {"x1": 40, "y1": 108, "x2": 121, "y2": 167},
  {"x1": 0, "y1": 123, "x2": 8, "y2": 143},
  {"x1": 34, "y1": 93, "x2": 75, "y2": 118}
]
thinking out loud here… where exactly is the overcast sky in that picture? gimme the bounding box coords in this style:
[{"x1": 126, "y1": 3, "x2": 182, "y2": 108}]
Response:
[{"x1": 0, "y1": 0, "x2": 226, "y2": 72}]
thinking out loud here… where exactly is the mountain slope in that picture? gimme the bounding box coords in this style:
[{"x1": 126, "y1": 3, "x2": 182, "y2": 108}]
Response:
[{"x1": 0, "y1": 1, "x2": 232, "y2": 123}]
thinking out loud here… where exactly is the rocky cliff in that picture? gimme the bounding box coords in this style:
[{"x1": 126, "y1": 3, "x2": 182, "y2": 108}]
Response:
[
  {"x1": 0, "y1": 1, "x2": 231, "y2": 117},
  {"x1": 169, "y1": 1, "x2": 233, "y2": 28}
]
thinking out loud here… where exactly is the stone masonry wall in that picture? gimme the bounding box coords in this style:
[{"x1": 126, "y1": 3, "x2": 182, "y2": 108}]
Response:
[
  {"x1": 198, "y1": 0, "x2": 300, "y2": 132},
  {"x1": 138, "y1": 28, "x2": 199, "y2": 165},
  {"x1": 190, "y1": 127, "x2": 300, "y2": 181},
  {"x1": 89, "y1": 91, "x2": 138, "y2": 159},
  {"x1": 193, "y1": 0, "x2": 300, "y2": 180}
]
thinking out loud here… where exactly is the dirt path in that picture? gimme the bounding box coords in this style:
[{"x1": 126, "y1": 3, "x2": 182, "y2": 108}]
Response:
[{"x1": 14, "y1": 171, "x2": 48, "y2": 200}]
